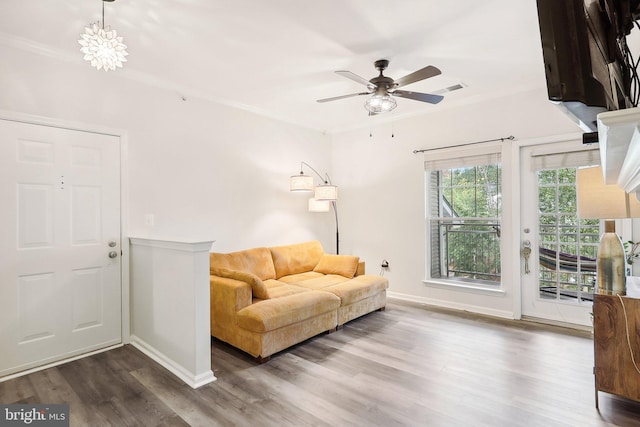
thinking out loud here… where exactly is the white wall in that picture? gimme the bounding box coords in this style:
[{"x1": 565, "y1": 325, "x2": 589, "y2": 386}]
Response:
[
  {"x1": 330, "y1": 88, "x2": 580, "y2": 318},
  {"x1": 1, "y1": 42, "x2": 599, "y2": 320},
  {"x1": 129, "y1": 238, "x2": 215, "y2": 388},
  {"x1": 0, "y1": 44, "x2": 335, "y2": 252}
]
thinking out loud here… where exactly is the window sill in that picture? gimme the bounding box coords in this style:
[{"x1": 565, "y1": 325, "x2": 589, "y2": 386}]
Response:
[{"x1": 423, "y1": 279, "x2": 506, "y2": 296}]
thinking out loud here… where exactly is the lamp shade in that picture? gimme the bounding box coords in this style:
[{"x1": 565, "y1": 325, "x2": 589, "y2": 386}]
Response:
[
  {"x1": 290, "y1": 173, "x2": 314, "y2": 192},
  {"x1": 308, "y1": 198, "x2": 330, "y2": 212},
  {"x1": 577, "y1": 166, "x2": 640, "y2": 219},
  {"x1": 315, "y1": 184, "x2": 338, "y2": 201},
  {"x1": 364, "y1": 94, "x2": 397, "y2": 114}
]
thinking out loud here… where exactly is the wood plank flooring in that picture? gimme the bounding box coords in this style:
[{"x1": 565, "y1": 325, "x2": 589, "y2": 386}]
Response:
[{"x1": 2, "y1": 300, "x2": 640, "y2": 426}]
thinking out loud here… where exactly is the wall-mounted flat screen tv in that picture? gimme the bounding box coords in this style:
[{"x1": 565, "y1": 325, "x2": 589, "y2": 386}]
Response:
[{"x1": 536, "y1": 0, "x2": 640, "y2": 131}]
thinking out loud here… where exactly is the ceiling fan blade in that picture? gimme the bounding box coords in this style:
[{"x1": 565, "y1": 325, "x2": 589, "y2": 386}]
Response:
[
  {"x1": 394, "y1": 65, "x2": 441, "y2": 88},
  {"x1": 392, "y1": 90, "x2": 444, "y2": 104},
  {"x1": 335, "y1": 71, "x2": 376, "y2": 88},
  {"x1": 316, "y1": 92, "x2": 370, "y2": 103}
]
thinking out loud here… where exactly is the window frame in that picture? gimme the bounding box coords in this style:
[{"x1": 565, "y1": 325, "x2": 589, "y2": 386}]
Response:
[{"x1": 424, "y1": 142, "x2": 504, "y2": 292}]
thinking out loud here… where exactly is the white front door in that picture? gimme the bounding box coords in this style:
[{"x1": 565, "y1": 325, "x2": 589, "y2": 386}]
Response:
[
  {"x1": 520, "y1": 140, "x2": 601, "y2": 327},
  {"x1": 0, "y1": 119, "x2": 122, "y2": 376}
]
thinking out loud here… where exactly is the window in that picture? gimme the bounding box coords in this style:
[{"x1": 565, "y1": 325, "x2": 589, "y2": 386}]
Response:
[
  {"x1": 537, "y1": 167, "x2": 598, "y2": 302},
  {"x1": 426, "y1": 147, "x2": 502, "y2": 286}
]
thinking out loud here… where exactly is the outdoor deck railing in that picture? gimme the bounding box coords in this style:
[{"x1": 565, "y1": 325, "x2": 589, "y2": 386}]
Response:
[{"x1": 441, "y1": 221, "x2": 501, "y2": 282}]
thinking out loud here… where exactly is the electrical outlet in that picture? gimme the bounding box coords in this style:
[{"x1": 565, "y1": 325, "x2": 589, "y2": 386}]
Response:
[{"x1": 381, "y1": 260, "x2": 389, "y2": 268}]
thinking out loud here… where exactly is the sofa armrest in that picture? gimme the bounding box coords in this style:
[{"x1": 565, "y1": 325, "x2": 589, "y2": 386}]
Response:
[
  {"x1": 355, "y1": 261, "x2": 365, "y2": 276},
  {"x1": 210, "y1": 275, "x2": 253, "y2": 314}
]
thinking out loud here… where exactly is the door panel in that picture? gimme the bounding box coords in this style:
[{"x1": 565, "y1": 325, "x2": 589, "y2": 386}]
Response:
[
  {"x1": 71, "y1": 185, "x2": 102, "y2": 244},
  {"x1": 71, "y1": 267, "x2": 103, "y2": 331},
  {"x1": 18, "y1": 273, "x2": 56, "y2": 343},
  {"x1": 0, "y1": 119, "x2": 121, "y2": 376},
  {"x1": 18, "y1": 183, "x2": 54, "y2": 248},
  {"x1": 520, "y1": 141, "x2": 599, "y2": 327}
]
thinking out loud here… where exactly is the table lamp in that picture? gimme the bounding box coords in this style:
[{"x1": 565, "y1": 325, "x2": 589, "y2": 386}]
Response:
[{"x1": 577, "y1": 166, "x2": 640, "y2": 295}]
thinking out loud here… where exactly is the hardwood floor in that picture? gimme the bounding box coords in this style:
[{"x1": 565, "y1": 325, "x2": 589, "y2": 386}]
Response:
[{"x1": 2, "y1": 300, "x2": 640, "y2": 426}]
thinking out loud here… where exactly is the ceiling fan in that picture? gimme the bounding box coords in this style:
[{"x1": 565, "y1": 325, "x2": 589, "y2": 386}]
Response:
[{"x1": 317, "y1": 59, "x2": 444, "y2": 114}]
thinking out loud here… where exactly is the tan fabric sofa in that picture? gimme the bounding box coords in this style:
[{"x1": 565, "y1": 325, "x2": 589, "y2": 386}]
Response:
[{"x1": 209, "y1": 240, "x2": 389, "y2": 361}]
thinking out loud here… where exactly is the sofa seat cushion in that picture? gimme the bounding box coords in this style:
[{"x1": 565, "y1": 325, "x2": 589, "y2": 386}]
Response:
[
  {"x1": 237, "y1": 291, "x2": 340, "y2": 333},
  {"x1": 278, "y1": 271, "x2": 324, "y2": 283},
  {"x1": 210, "y1": 247, "x2": 276, "y2": 280},
  {"x1": 291, "y1": 274, "x2": 351, "y2": 290},
  {"x1": 321, "y1": 275, "x2": 389, "y2": 305},
  {"x1": 263, "y1": 279, "x2": 310, "y2": 299},
  {"x1": 270, "y1": 241, "x2": 325, "y2": 278}
]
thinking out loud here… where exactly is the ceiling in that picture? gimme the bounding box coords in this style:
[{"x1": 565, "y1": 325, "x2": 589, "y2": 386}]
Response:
[{"x1": 0, "y1": 0, "x2": 549, "y2": 134}]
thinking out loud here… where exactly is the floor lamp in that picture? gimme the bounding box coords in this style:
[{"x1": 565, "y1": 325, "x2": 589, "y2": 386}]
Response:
[
  {"x1": 577, "y1": 166, "x2": 640, "y2": 295},
  {"x1": 290, "y1": 162, "x2": 339, "y2": 254}
]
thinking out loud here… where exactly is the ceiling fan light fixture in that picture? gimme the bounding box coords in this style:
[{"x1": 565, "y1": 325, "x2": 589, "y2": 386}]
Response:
[
  {"x1": 319, "y1": 60, "x2": 444, "y2": 114},
  {"x1": 364, "y1": 93, "x2": 397, "y2": 114}
]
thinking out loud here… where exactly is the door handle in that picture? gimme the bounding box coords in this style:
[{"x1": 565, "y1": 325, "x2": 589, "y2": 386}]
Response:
[
  {"x1": 521, "y1": 241, "x2": 532, "y2": 274},
  {"x1": 108, "y1": 251, "x2": 118, "y2": 259}
]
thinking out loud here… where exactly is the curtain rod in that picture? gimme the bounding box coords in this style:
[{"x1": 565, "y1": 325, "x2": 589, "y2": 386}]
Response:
[{"x1": 412, "y1": 135, "x2": 515, "y2": 154}]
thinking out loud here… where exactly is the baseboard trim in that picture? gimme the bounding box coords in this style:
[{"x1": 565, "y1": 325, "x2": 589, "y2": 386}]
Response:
[
  {"x1": 521, "y1": 315, "x2": 593, "y2": 332},
  {"x1": 387, "y1": 292, "x2": 515, "y2": 320},
  {"x1": 129, "y1": 335, "x2": 216, "y2": 389}
]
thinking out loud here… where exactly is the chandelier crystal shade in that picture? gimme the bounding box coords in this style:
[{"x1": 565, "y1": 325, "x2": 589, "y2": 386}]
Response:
[
  {"x1": 364, "y1": 93, "x2": 397, "y2": 114},
  {"x1": 78, "y1": 0, "x2": 128, "y2": 72}
]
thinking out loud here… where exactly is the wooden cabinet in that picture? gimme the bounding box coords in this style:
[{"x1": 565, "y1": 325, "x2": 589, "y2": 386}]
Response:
[{"x1": 593, "y1": 294, "x2": 640, "y2": 407}]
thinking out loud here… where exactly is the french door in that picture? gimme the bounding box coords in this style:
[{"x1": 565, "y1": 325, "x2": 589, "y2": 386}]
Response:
[
  {"x1": 0, "y1": 119, "x2": 122, "y2": 377},
  {"x1": 520, "y1": 140, "x2": 601, "y2": 327}
]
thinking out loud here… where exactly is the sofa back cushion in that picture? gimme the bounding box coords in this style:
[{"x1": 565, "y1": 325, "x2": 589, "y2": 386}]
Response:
[
  {"x1": 270, "y1": 240, "x2": 325, "y2": 279},
  {"x1": 313, "y1": 254, "x2": 360, "y2": 278},
  {"x1": 210, "y1": 247, "x2": 276, "y2": 280}
]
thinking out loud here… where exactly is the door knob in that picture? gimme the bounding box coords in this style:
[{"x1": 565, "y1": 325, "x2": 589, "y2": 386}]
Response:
[{"x1": 108, "y1": 251, "x2": 118, "y2": 259}]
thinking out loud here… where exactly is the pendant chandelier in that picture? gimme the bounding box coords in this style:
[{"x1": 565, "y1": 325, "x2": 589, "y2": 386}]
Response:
[{"x1": 78, "y1": 0, "x2": 128, "y2": 72}]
